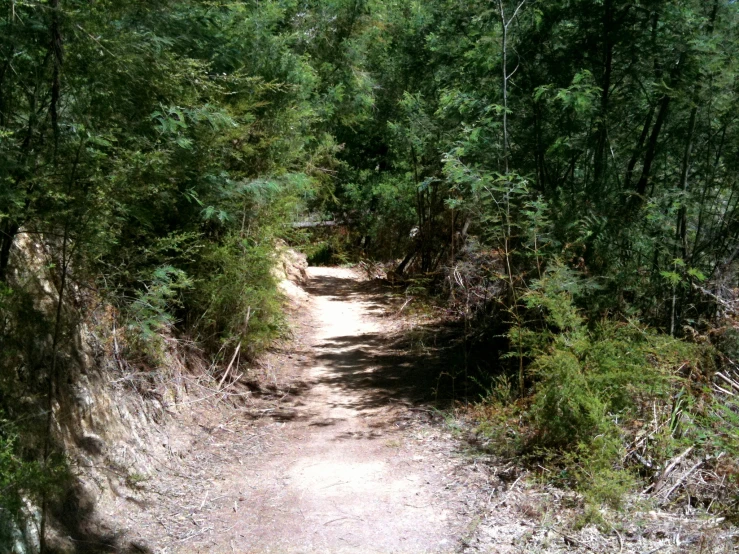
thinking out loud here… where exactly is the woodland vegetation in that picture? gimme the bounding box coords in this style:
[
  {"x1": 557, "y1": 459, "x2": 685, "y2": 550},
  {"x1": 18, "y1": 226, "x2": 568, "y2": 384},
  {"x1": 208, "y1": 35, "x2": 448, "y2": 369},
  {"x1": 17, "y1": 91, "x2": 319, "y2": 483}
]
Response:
[{"x1": 1, "y1": 0, "x2": 738, "y2": 548}]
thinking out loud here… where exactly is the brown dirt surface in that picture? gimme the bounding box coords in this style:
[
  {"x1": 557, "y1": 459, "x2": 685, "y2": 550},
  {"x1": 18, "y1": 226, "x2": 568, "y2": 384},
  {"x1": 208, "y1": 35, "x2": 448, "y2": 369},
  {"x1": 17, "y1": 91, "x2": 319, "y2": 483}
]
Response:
[
  {"x1": 187, "y1": 266, "x2": 461, "y2": 553},
  {"x1": 97, "y1": 266, "x2": 737, "y2": 554},
  {"x1": 109, "y1": 267, "x2": 485, "y2": 553}
]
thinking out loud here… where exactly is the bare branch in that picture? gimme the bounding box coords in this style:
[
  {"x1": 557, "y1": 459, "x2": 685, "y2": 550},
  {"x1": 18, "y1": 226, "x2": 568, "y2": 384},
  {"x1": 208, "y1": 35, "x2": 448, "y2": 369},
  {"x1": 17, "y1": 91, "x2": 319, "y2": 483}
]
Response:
[{"x1": 505, "y1": 0, "x2": 528, "y2": 29}]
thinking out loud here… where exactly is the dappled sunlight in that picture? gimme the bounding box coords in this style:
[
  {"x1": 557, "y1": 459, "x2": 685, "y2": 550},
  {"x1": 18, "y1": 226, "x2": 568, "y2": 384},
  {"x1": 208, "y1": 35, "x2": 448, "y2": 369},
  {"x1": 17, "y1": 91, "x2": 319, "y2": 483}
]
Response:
[{"x1": 203, "y1": 267, "x2": 458, "y2": 553}]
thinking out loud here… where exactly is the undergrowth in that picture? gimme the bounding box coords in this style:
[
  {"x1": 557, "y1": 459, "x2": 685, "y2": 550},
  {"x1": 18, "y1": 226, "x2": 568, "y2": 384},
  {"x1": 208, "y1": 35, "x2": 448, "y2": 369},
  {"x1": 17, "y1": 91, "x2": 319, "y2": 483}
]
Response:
[
  {"x1": 0, "y1": 416, "x2": 69, "y2": 550},
  {"x1": 189, "y1": 235, "x2": 285, "y2": 357},
  {"x1": 472, "y1": 265, "x2": 736, "y2": 519}
]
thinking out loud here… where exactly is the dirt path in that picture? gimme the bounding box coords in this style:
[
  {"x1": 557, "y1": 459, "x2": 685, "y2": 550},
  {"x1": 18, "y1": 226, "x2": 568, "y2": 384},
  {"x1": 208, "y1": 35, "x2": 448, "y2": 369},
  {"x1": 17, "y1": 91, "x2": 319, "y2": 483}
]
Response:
[
  {"x1": 170, "y1": 267, "x2": 466, "y2": 553},
  {"x1": 82, "y1": 266, "x2": 736, "y2": 554}
]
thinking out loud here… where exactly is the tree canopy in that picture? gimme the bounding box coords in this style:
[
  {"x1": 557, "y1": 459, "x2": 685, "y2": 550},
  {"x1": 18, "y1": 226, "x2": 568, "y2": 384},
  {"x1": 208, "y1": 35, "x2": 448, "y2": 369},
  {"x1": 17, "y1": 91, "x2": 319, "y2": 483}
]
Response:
[{"x1": 1, "y1": 0, "x2": 739, "y2": 543}]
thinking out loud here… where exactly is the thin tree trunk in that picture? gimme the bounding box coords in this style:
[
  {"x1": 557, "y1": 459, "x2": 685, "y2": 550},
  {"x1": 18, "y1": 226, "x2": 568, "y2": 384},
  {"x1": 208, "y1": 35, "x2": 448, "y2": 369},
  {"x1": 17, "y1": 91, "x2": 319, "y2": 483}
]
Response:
[
  {"x1": 39, "y1": 223, "x2": 69, "y2": 554},
  {"x1": 624, "y1": 8, "x2": 659, "y2": 193},
  {"x1": 534, "y1": 104, "x2": 547, "y2": 189},
  {"x1": 677, "y1": 105, "x2": 697, "y2": 260},
  {"x1": 693, "y1": 122, "x2": 727, "y2": 262},
  {"x1": 40, "y1": 4, "x2": 65, "y2": 548},
  {"x1": 0, "y1": 45, "x2": 15, "y2": 128},
  {"x1": 593, "y1": 0, "x2": 614, "y2": 188},
  {"x1": 634, "y1": 88, "x2": 673, "y2": 198},
  {"x1": 498, "y1": 0, "x2": 525, "y2": 175},
  {"x1": 50, "y1": 0, "x2": 63, "y2": 157},
  {"x1": 625, "y1": 105, "x2": 655, "y2": 190},
  {"x1": 0, "y1": 222, "x2": 19, "y2": 283},
  {"x1": 500, "y1": 2, "x2": 509, "y2": 174}
]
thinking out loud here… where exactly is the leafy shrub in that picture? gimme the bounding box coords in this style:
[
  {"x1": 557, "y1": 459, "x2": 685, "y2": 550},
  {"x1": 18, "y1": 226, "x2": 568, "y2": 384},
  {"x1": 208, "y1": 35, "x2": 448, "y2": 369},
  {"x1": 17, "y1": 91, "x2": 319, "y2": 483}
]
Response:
[
  {"x1": 512, "y1": 265, "x2": 690, "y2": 449},
  {"x1": 307, "y1": 241, "x2": 338, "y2": 266},
  {"x1": 569, "y1": 433, "x2": 636, "y2": 511},
  {"x1": 0, "y1": 417, "x2": 68, "y2": 551},
  {"x1": 472, "y1": 264, "x2": 712, "y2": 508},
  {"x1": 124, "y1": 265, "x2": 193, "y2": 364},
  {"x1": 305, "y1": 233, "x2": 353, "y2": 266},
  {"x1": 190, "y1": 234, "x2": 284, "y2": 357}
]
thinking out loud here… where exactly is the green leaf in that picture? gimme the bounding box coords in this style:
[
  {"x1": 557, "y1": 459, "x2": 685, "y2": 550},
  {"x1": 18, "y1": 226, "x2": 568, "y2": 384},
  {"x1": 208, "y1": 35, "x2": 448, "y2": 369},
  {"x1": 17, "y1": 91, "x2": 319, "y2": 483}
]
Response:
[
  {"x1": 660, "y1": 271, "x2": 682, "y2": 286},
  {"x1": 687, "y1": 267, "x2": 707, "y2": 282}
]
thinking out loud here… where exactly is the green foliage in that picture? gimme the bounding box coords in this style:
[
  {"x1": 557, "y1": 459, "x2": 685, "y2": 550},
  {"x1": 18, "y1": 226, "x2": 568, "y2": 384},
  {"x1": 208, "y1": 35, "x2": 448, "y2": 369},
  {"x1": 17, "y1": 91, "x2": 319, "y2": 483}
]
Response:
[
  {"x1": 191, "y1": 235, "x2": 283, "y2": 356},
  {"x1": 568, "y1": 434, "x2": 636, "y2": 512},
  {"x1": 476, "y1": 264, "x2": 716, "y2": 507},
  {"x1": 2, "y1": 0, "x2": 739, "y2": 531},
  {"x1": 0, "y1": 0, "x2": 351, "y2": 538},
  {"x1": 306, "y1": 240, "x2": 349, "y2": 266},
  {"x1": 124, "y1": 266, "x2": 193, "y2": 363},
  {"x1": 309, "y1": 0, "x2": 739, "y2": 341},
  {"x1": 515, "y1": 266, "x2": 675, "y2": 448},
  {"x1": 691, "y1": 391, "x2": 739, "y2": 460},
  {"x1": 0, "y1": 0, "x2": 348, "y2": 366},
  {"x1": 0, "y1": 417, "x2": 68, "y2": 549},
  {"x1": 342, "y1": 172, "x2": 418, "y2": 259}
]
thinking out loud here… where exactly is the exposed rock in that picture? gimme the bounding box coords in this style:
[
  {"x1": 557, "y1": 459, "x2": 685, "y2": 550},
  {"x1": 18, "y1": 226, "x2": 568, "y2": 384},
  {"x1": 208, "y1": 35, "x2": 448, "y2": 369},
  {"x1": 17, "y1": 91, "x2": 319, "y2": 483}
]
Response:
[
  {"x1": 273, "y1": 240, "x2": 309, "y2": 306},
  {"x1": 273, "y1": 238, "x2": 308, "y2": 284},
  {"x1": 3, "y1": 232, "x2": 176, "y2": 552}
]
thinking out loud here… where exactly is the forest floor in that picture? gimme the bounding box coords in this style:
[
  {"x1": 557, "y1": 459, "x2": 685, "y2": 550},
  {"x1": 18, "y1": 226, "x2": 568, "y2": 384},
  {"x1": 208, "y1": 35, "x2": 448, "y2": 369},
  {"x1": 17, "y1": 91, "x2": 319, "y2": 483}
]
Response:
[{"x1": 107, "y1": 267, "x2": 734, "y2": 554}]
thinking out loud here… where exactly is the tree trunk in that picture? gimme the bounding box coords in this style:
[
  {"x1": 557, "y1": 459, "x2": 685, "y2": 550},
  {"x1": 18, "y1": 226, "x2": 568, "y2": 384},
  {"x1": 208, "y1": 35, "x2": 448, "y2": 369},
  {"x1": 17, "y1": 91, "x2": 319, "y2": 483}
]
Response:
[
  {"x1": 624, "y1": 105, "x2": 655, "y2": 190},
  {"x1": 677, "y1": 105, "x2": 697, "y2": 259},
  {"x1": 634, "y1": 84, "x2": 673, "y2": 199},
  {"x1": 0, "y1": 221, "x2": 19, "y2": 283},
  {"x1": 593, "y1": 0, "x2": 613, "y2": 188},
  {"x1": 50, "y1": 0, "x2": 63, "y2": 156},
  {"x1": 40, "y1": 3, "x2": 64, "y2": 550}
]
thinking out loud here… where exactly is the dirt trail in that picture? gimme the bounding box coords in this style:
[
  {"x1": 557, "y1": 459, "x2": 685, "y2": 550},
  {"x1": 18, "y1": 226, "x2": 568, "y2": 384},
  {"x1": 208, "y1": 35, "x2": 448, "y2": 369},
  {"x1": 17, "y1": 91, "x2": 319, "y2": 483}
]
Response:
[
  {"x1": 86, "y1": 265, "x2": 732, "y2": 554},
  {"x1": 177, "y1": 267, "x2": 463, "y2": 553}
]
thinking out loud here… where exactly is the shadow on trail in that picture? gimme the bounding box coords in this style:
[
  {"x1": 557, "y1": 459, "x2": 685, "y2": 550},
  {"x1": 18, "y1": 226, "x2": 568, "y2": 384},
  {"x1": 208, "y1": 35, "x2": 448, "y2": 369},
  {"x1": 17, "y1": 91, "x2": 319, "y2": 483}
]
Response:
[
  {"x1": 303, "y1": 270, "x2": 490, "y2": 413},
  {"x1": 46, "y1": 479, "x2": 152, "y2": 554},
  {"x1": 313, "y1": 333, "x2": 446, "y2": 411},
  {"x1": 303, "y1": 273, "x2": 396, "y2": 315}
]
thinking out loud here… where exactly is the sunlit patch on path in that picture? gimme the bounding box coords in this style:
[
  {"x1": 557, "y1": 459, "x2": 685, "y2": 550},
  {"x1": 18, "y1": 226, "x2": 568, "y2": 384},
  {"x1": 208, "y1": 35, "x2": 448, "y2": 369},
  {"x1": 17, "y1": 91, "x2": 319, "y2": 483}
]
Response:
[{"x1": 174, "y1": 267, "x2": 459, "y2": 553}]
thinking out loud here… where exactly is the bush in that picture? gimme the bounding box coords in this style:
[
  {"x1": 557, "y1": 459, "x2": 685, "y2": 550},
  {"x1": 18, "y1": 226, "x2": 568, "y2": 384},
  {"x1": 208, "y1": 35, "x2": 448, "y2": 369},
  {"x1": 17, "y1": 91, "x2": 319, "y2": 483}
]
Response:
[
  {"x1": 517, "y1": 266, "x2": 687, "y2": 449},
  {"x1": 304, "y1": 231, "x2": 353, "y2": 266},
  {"x1": 0, "y1": 417, "x2": 68, "y2": 552},
  {"x1": 123, "y1": 265, "x2": 193, "y2": 365},
  {"x1": 478, "y1": 264, "x2": 707, "y2": 508},
  {"x1": 189, "y1": 234, "x2": 284, "y2": 357}
]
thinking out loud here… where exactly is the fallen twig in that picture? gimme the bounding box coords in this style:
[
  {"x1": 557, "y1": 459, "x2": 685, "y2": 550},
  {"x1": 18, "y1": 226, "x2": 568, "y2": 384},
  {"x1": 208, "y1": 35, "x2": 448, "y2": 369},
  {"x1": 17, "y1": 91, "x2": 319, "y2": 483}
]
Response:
[
  {"x1": 613, "y1": 528, "x2": 623, "y2": 554},
  {"x1": 660, "y1": 458, "x2": 705, "y2": 502},
  {"x1": 716, "y1": 372, "x2": 739, "y2": 392},
  {"x1": 715, "y1": 384, "x2": 735, "y2": 397},
  {"x1": 651, "y1": 446, "x2": 692, "y2": 494},
  {"x1": 218, "y1": 342, "x2": 241, "y2": 391},
  {"x1": 397, "y1": 297, "x2": 413, "y2": 315},
  {"x1": 547, "y1": 527, "x2": 595, "y2": 552}
]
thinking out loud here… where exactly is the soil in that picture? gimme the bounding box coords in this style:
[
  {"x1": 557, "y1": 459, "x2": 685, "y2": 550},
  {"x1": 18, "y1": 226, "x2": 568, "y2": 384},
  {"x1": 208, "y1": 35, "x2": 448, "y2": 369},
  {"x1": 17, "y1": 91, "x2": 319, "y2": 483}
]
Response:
[
  {"x1": 93, "y1": 267, "x2": 736, "y2": 554},
  {"x1": 107, "y1": 267, "x2": 483, "y2": 554},
  {"x1": 183, "y1": 266, "x2": 460, "y2": 553}
]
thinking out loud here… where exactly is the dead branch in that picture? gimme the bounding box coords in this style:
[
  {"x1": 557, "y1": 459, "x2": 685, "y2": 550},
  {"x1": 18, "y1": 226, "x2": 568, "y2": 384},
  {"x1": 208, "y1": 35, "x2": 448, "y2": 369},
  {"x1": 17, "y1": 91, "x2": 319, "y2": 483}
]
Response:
[{"x1": 218, "y1": 342, "x2": 241, "y2": 391}]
